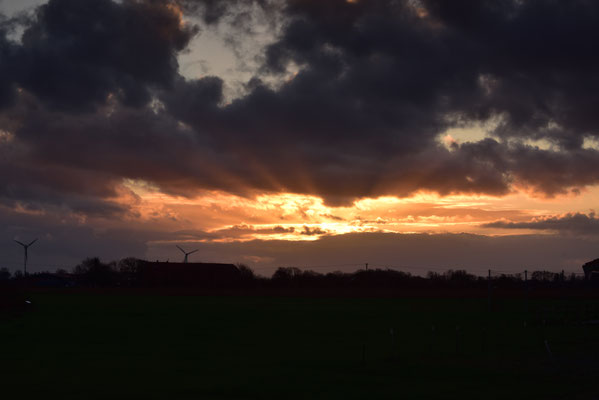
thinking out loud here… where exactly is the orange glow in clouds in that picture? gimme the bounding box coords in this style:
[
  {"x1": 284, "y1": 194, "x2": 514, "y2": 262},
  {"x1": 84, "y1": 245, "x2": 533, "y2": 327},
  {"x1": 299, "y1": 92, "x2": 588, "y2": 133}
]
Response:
[{"x1": 117, "y1": 180, "x2": 599, "y2": 244}]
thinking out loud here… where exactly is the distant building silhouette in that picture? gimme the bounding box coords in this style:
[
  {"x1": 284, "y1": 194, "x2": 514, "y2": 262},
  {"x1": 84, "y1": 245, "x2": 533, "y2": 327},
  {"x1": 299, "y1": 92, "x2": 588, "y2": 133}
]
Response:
[
  {"x1": 582, "y1": 258, "x2": 599, "y2": 280},
  {"x1": 137, "y1": 261, "x2": 241, "y2": 287}
]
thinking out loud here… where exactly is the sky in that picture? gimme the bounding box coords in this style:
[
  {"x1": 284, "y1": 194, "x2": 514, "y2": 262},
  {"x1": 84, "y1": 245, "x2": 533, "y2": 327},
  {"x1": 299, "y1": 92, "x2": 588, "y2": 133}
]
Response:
[{"x1": 1, "y1": 0, "x2": 599, "y2": 276}]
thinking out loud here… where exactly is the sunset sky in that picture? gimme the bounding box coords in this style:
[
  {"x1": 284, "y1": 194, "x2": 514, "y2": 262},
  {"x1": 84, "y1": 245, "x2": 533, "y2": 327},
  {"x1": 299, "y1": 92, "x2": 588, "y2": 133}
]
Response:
[{"x1": 1, "y1": 0, "x2": 599, "y2": 275}]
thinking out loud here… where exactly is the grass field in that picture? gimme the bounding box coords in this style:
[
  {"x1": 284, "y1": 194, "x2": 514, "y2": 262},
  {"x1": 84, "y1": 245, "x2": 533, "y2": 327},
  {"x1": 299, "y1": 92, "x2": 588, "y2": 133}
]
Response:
[{"x1": 1, "y1": 291, "x2": 598, "y2": 399}]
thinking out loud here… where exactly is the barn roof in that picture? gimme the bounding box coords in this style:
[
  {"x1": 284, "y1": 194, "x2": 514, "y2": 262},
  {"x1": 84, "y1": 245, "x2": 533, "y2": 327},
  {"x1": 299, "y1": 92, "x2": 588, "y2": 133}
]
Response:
[
  {"x1": 139, "y1": 261, "x2": 238, "y2": 270},
  {"x1": 136, "y1": 260, "x2": 241, "y2": 286}
]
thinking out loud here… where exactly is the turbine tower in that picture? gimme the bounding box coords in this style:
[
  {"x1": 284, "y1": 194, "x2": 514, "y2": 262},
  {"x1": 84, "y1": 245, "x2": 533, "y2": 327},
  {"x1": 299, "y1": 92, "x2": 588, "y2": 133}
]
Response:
[
  {"x1": 176, "y1": 245, "x2": 198, "y2": 263},
  {"x1": 14, "y1": 238, "x2": 37, "y2": 276}
]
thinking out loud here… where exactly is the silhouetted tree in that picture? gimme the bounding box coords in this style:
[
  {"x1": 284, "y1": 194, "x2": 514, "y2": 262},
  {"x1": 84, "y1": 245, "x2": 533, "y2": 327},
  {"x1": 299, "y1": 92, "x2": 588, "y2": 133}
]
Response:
[
  {"x1": 271, "y1": 267, "x2": 307, "y2": 287},
  {"x1": 324, "y1": 271, "x2": 349, "y2": 287},
  {"x1": 117, "y1": 257, "x2": 141, "y2": 286},
  {"x1": 272, "y1": 267, "x2": 303, "y2": 281},
  {"x1": 118, "y1": 257, "x2": 140, "y2": 274},
  {"x1": 236, "y1": 264, "x2": 255, "y2": 281},
  {"x1": 0, "y1": 268, "x2": 10, "y2": 281},
  {"x1": 531, "y1": 271, "x2": 559, "y2": 282},
  {"x1": 352, "y1": 268, "x2": 413, "y2": 288},
  {"x1": 426, "y1": 271, "x2": 443, "y2": 280},
  {"x1": 299, "y1": 270, "x2": 322, "y2": 285},
  {"x1": 567, "y1": 273, "x2": 582, "y2": 282},
  {"x1": 73, "y1": 257, "x2": 117, "y2": 286},
  {"x1": 444, "y1": 269, "x2": 476, "y2": 282}
]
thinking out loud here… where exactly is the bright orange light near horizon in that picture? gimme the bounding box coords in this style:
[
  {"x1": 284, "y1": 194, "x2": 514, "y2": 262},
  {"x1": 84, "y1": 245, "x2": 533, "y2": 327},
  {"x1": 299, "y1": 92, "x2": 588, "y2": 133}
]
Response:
[{"x1": 117, "y1": 179, "x2": 599, "y2": 244}]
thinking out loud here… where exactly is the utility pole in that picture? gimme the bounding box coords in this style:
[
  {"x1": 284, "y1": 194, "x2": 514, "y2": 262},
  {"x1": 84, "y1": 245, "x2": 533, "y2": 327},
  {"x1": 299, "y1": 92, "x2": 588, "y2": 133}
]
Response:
[{"x1": 365, "y1": 263, "x2": 369, "y2": 271}]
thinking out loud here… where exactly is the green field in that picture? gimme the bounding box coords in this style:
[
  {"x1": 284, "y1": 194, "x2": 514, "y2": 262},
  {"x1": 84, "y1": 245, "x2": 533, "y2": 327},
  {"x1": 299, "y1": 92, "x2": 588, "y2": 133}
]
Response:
[{"x1": 1, "y1": 291, "x2": 598, "y2": 399}]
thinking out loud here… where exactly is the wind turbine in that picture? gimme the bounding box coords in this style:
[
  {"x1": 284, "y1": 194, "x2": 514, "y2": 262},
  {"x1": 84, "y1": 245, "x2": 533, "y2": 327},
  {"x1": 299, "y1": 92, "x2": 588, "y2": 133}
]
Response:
[
  {"x1": 14, "y1": 238, "x2": 37, "y2": 275},
  {"x1": 176, "y1": 245, "x2": 198, "y2": 263}
]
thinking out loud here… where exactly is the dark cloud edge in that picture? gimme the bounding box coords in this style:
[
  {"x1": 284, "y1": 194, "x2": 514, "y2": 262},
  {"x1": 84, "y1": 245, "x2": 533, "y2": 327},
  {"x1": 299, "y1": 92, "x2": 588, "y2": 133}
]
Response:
[
  {"x1": 482, "y1": 211, "x2": 599, "y2": 236},
  {"x1": 1, "y1": 0, "x2": 599, "y2": 214}
]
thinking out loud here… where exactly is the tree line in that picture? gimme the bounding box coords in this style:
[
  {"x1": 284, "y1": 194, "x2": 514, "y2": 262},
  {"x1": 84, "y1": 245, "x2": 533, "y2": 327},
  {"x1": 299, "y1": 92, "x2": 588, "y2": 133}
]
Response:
[{"x1": 0, "y1": 257, "x2": 593, "y2": 290}]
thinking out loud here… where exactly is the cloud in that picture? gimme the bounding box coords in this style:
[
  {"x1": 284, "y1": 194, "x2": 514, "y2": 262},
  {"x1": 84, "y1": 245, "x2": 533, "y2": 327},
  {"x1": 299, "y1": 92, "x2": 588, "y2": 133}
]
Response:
[
  {"x1": 1, "y1": 0, "x2": 599, "y2": 215},
  {"x1": 2, "y1": 196, "x2": 597, "y2": 275},
  {"x1": 483, "y1": 212, "x2": 599, "y2": 236},
  {"x1": 177, "y1": 0, "x2": 283, "y2": 27},
  {"x1": 0, "y1": 18, "x2": 17, "y2": 108},
  {"x1": 211, "y1": 224, "x2": 297, "y2": 238},
  {"x1": 0, "y1": 204, "x2": 149, "y2": 270},
  {"x1": 423, "y1": 0, "x2": 599, "y2": 148},
  {"x1": 166, "y1": 224, "x2": 298, "y2": 243},
  {"x1": 4, "y1": 0, "x2": 197, "y2": 111},
  {"x1": 5, "y1": 1, "x2": 598, "y2": 272},
  {"x1": 161, "y1": 0, "x2": 599, "y2": 203},
  {"x1": 300, "y1": 225, "x2": 327, "y2": 236}
]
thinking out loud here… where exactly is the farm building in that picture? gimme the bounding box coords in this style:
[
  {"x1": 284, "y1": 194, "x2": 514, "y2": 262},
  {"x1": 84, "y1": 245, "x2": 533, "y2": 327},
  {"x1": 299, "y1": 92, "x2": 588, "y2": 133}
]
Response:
[{"x1": 136, "y1": 261, "x2": 241, "y2": 287}]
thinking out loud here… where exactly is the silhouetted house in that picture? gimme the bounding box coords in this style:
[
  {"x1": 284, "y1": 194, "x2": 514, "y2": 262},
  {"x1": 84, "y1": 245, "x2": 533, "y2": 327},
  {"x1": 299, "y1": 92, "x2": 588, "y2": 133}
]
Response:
[
  {"x1": 137, "y1": 261, "x2": 241, "y2": 287},
  {"x1": 582, "y1": 258, "x2": 599, "y2": 281}
]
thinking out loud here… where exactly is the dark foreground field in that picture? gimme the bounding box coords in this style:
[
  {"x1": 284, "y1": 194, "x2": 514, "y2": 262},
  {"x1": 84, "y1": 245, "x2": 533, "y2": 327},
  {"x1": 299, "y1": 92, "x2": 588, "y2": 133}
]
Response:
[{"x1": 1, "y1": 291, "x2": 598, "y2": 399}]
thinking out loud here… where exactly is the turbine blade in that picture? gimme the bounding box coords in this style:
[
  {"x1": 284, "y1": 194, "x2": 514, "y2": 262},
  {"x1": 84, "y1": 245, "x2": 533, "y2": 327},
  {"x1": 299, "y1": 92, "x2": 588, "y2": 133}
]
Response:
[
  {"x1": 14, "y1": 240, "x2": 25, "y2": 247},
  {"x1": 189, "y1": 249, "x2": 199, "y2": 255},
  {"x1": 176, "y1": 245, "x2": 186, "y2": 254},
  {"x1": 28, "y1": 238, "x2": 38, "y2": 246}
]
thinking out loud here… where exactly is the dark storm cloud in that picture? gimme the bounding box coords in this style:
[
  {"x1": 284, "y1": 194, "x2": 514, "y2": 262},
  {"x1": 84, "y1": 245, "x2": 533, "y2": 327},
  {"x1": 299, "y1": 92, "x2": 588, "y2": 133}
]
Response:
[
  {"x1": 441, "y1": 140, "x2": 599, "y2": 197},
  {"x1": 177, "y1": 0, "x2": 282, "y2": 27},
  {"x1": 4, "y1": 0, "x2": 197, "y2": 111},
  {"x1": 483, "y1": 212, "x2": 599, "y2": 236},
  {"x1": 423, "y1": 0, "x2": 599, "y2": 148},
  {"x1": 2, "y1": 0, "x2": 599, "y2": 213},
  {"x1": 0, "y1": 115, "x2": 134, "y2": 217},
  {"x1": 160, "y1": 0, "x2": 599, "y2": 204},
  {"x1": 0, "y1": 15, "x2": 17, "y2": 108},
  {"x1": 6, "y1": 97, "x2": 277, "y2": 200}
]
